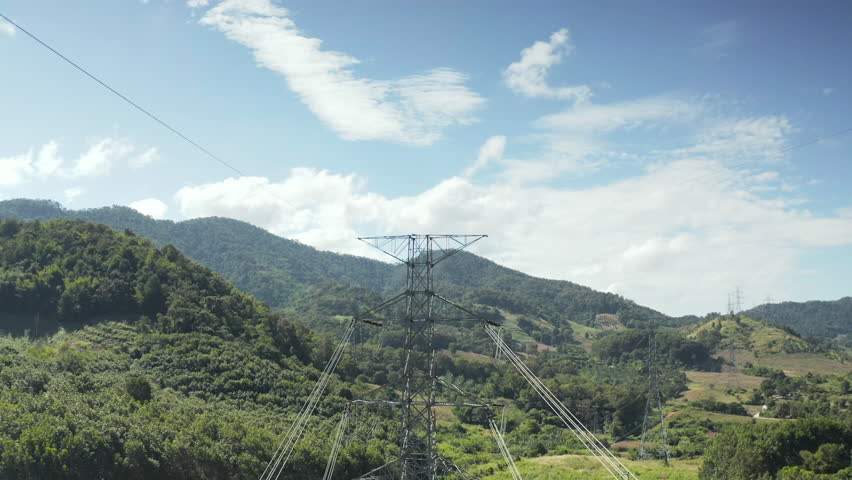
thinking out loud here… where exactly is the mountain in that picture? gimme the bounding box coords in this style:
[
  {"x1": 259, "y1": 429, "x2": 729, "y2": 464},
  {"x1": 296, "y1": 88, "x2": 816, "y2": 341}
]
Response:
[
  {"x1": 2, "y1": 215, "x2": 850, "y2": 480},
  {"x1": 743, "y1": 298, "x2": 852, "y2": 346},
  {"x1": 0, "y1": 199, "x2": 686, "y2": 335}
]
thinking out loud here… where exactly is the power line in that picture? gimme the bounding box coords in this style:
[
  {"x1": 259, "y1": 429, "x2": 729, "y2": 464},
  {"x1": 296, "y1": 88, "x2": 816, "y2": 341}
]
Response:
[
  {"x1": 0, "y1": 12, "x2": 244, "y2": 177},
  {"x1": 781, "y1": 127, "x2": 852, "y2": 153}
]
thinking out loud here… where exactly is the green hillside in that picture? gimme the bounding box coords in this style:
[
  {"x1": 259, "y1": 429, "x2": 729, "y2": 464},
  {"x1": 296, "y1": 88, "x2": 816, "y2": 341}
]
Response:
[
  {"x1": 0, "y1": 198, "x2": 687, "y2": 337},
  {"x1": 744, "y1": 298, "x2": 852, "y2": 346},
  {"x1": 687, "y1": 315, "x2": 815, "y2": 356}
]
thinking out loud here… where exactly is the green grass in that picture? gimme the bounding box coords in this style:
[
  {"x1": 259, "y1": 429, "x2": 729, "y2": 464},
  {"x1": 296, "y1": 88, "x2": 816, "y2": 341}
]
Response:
[
  {"x1": 755, "y1": 352, "x2": 852, "y2": 377},
  {"x1": 676, "y1": 370, "x2": 764, "y2": 404},
  {"x1": 481, "y1": 454, "x2": 701, "y2": 480},
  {"x1": 567, "y1": 320, "x2": 601, "y2": 351}
]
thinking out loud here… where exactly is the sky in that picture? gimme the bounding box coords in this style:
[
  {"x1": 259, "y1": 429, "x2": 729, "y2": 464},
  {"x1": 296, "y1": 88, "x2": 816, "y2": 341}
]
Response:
[{"x1": 1, "y1": 0, "x2": 851, "y2": 316}]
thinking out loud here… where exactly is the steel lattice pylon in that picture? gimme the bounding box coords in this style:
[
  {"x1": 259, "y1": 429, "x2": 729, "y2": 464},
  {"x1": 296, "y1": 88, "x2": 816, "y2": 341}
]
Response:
[{"x1": 351, "y1": 234, "x2": 493, "y2": 480}]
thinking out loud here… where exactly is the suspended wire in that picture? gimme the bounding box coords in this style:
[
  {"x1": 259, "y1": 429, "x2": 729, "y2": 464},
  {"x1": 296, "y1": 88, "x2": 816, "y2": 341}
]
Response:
[
  {"x1": 0, "y1": 12, "x2": 244, "y2": 177},
  {"x1": 485, "y1": 323, "x2": 638, "y2": 480},
  {"x1": 780, "y1": 126, "x2": 852, "y2": 153},
  {"x1": 322, "y1": 406, "x2": 350, "y2": 480},
  {"x1": 489, "y1": 418, "x2": 523, "y2": 480},
  {"x1": 261, "y1": 319, "x2": 356, "y2": 480}
]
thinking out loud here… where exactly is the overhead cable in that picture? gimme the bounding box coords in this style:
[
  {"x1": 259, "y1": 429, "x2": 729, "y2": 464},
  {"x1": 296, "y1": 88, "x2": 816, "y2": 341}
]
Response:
[{"x1": 0, "y1": 12, "x2": 244, "y2": 177}]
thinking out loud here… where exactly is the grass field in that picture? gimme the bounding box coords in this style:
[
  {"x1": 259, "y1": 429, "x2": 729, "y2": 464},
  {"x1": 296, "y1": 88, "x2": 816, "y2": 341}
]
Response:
[
  {"x1": 481, "y1": 454, "x2": 701, "y2": 480},
  {"x1": 755, "y1": 352, "x2": 852, "y2": 377},
  {"x1": 677, "y1": 370, "x2": 764, "y2": 403}
]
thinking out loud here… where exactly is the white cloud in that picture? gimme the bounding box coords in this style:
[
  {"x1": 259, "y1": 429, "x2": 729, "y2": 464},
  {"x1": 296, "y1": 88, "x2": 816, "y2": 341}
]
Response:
[
  {"x1": 130, "y1": 147, "x2": 160, "y2": 169},
  {"x1": 0, "y1": 19, "x2": 15, "y2": 37},
  {"x1": 503, "y1": 28, "x2": 591, "y2": 102},
  {"x1": 187, "y1": 0, "x2": 209, "y2": 6},
  {"x1": 71, "y1": 138, "x2": 134, "y2": 178},
  {"x1": 129, "y1": 198, "x2": 169, "y2": 219},
  {"x1": 669, "y1": 116, "x2": 792, "y2": 163},
  {"x1": 174, "y1": 156, "x2": 852, "y2": 316},
  {"x1": 35, "y1": 141, "x2": 64, "y2": 176},
  {"x1": 464, "y1": 136, "x2": 506, "y2": 178},
  {"x1": 64, "y1": 187, "x2": 84, "y2": 203},
  {"x1": 0, "y1": 150, "x2": 34, "y2": 185},
  {"x1": 199, "y1": 0, "x2": 483, "y2": 145},
  {"x1": 535, "y1": 95, "x2": 701, "y2": 133},
  {"x1": 0, "y1": 138, "x2": 142, "y2": 185}
]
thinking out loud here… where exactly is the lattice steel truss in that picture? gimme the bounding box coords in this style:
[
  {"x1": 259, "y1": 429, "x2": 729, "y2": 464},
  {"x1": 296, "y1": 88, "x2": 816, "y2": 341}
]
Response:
[{"x1": 351, "y1": 234, "x2": 498, "y2": 480}]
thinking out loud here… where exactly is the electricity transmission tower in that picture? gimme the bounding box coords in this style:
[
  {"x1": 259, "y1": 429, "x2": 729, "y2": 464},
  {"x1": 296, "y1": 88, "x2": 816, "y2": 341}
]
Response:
[
  {"x1": 639, "y1": 330, "x2": 671, "y2": 465},
  {"x1": 350, "y1": 234, "x2": 512, "y2": 480},
  {"x1": 261, "y1": 234, "x2": 639, "y2": 480}
]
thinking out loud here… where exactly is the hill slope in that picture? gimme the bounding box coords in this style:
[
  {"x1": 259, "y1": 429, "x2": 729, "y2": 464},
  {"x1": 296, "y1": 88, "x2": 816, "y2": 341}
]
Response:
[
  {"x1": 0, "y1": 199, "x2": 681, "y2": 334},
  {"x1": 743, "y1": 298, "x2": 852, "y2": 345}
]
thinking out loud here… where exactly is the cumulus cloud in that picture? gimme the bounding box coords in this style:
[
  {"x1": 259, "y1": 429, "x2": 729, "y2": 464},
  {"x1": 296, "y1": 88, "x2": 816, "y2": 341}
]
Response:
[
  {"x1": 503, "y1": 28, "x2": 591, "y2": 102},
  {"x1": 35, "y1": 141, "x2": 64, "y2": 176},
  {"x1": 130, "y1": 147, "x2": 160, "y2": 169},
  {"x1": 464, "y1": 136, "x2": 506, "y2": 178},
  {"x1": 0, "y1": 19, "x2": 15, "y2": 37},
  {"x1": 129, "y1": 198, "x2": 169, "y2": 219},
  {"x1": 0, "y1": 150, "x2": 34, "y2": 185},
  {"x1": 64, "y1": 187, "x2": 84, "y2": 203},
  {"x1": 71, "y1": 138, "x2": 134, "y2": 178},
  {"x1": 199, "y1": 0, "x2": 484, "y2": 145},
  {"x1": 0, "y1": 138, "x2": 141, "y2": 185},
  {"x1": 173, "y1": 155, "x2": 852, "y2": 316}
]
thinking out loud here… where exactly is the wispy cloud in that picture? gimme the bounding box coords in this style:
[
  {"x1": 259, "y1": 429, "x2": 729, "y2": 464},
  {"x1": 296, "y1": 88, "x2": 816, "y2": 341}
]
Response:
[
  {"x1": 503, "y1": 28, "x2": 591, "y2": 102},
  {"x1": 823, "y1": 87, "x2": 835, "y2": 96},
  {"x1": 199, "y1": 0, "x2": 484, "y2": 145},
  {"x1": 463, "y1": 136, "x2": 506, "y2": 178},
  {"x1": 696, "y1": 20, "x2": 742, "y2": 59},
  {"x1": 535, "y1": 95, "x2": 701, "y2": 133}
]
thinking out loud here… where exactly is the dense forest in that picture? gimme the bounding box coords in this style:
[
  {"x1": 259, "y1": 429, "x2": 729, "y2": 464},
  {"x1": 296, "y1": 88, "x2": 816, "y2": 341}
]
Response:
[{"x1": 1, "y1": 213, "x2": 851, "y2": 479}]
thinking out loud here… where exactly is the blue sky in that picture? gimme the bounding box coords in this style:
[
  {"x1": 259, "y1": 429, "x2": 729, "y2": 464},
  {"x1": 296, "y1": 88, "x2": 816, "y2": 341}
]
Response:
[{"x1": 1, "y1": 0, "x2": 851, "y2": 316}]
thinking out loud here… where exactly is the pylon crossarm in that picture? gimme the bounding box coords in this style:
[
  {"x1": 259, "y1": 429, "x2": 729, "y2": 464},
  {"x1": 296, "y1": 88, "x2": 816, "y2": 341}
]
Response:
[
  {"x1": 353, "y1": 291, "x2": 410, "y2": 327},
  {"x1": 433, "y1": 293, "x2": 501, "y2": 326},
  {"x1": 428, "y1": 234, "x2": 487, "y2": 266},
  {"x1": 358, "y1": 235, "x2": 414, "y2": 264}
]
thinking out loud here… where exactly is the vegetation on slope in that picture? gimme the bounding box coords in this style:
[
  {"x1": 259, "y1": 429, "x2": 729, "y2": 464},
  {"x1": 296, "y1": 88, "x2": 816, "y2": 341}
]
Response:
[
  {"x1": 0, "y1": 199, "x2": 684, "y2": 337},
  {"x1": 744, "y1": 298, "x2": 852, "y2": 347}
]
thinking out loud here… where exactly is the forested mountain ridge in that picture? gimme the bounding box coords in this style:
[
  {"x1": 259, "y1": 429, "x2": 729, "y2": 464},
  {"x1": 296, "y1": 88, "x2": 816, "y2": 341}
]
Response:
[
  {"x1": 1, "y1": 216, "x2": 851, "y2": 479},
  {"x1": 0, "y1": 198, "x2": 682, "y2": 333},
  {"x1": 743, "y1": 298, "x2": 852, "y2": 346}
]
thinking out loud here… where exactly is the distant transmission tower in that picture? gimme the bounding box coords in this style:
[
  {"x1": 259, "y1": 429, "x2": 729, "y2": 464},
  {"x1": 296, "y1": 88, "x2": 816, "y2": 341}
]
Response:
[
  {"x1": 639, "y1": 330, "x2": 671, "y2": 465},
  {"x1": 733, "y1": 286, "x2": 743, "y2": 314},
  {"x1": 725, "y1": 287, "x2": 743, "y2": 389}
]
